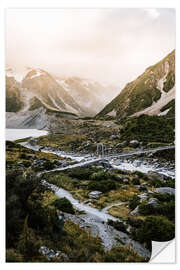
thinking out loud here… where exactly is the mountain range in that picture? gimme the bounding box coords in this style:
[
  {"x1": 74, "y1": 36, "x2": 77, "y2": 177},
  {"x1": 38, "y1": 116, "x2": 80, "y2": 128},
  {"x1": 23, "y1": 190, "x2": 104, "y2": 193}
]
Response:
[{"x1": 6, "y1": 50, "x2": 175, "y2": 129}]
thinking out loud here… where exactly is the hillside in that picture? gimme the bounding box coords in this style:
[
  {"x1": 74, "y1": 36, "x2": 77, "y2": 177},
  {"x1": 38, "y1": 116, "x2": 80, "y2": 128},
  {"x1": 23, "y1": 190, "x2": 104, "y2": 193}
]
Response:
[
  {"x1": 6, "y1": 76, "x2": 23, "y2": 112},
  {"x1": 96, "y1": 50, "x2": 175, "y2": 119}
]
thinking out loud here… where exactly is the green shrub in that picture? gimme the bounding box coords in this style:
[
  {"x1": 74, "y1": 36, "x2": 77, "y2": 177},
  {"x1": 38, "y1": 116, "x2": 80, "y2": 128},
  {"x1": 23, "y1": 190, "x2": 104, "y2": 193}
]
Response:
[
  {"x1": 121, "y1": 115, "x2": 175, "y2": 144},
  {"x1": 135, "y1": 216, "x2": 175, "y2": 242},
  {"x1": 107, "y1": 220, "x2": 127, "y2": 233},
  {"x1": 68, "y1": 168, "x2": 92, "y2": 180},
  {"x1": 153, "y1": 193, "x2": 175, "y2": 202},
  {"x1": 90, "y1": 171, "x2": 107, "y2": 181},
  {"x1": 103, "y1": 246, "x2": 146, "y2": 262},
  {"x1": 6, "y1": 249, "x2": 23, "y2": 262},
  {"x1": 133, "y1": 171, "x2": 148, "y2": 180},
  {"x1": 132, "y1": 178, "x2": 140, "y2": 185},
  {"x1": 129, "y1": 195, "x2": 140, "y2": 210},
  {"x1": 52, "y1": 198, "x2": 75, "y2": 214},
  {"x1": 126, "y1": 217, "x2": 143, "y2": 228},
  {"x1": 87, "y1": 180, "x2": 116, "y2": 192},
  {"x1": 138, "y1": 199, "x2": 175, "y2": 221},
  {"x1": 149, "y1": 178, "x2": 175, "y2": 188}
]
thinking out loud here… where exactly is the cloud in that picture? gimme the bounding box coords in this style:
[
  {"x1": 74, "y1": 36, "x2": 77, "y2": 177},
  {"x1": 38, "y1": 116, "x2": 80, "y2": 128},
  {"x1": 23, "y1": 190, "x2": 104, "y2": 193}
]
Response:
[
  {"x1": 145, "y1": 8, "x2": 160, "y2": 20},
  {"x1": 6, "y1": 8, "x2": 175, "y2": 88}
]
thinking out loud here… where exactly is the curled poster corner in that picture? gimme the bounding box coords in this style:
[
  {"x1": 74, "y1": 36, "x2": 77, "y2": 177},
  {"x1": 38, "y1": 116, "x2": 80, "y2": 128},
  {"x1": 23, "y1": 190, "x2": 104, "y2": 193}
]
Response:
[{"x1": 150, "y1": 239, "x2": 175, "y2": 263}]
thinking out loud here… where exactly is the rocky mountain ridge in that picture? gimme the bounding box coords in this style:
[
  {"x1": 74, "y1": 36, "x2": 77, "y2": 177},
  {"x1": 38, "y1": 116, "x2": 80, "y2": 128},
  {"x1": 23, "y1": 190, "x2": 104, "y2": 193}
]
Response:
[{"x1": 96, "y1": 50, "x2": 175, "y2": 119}]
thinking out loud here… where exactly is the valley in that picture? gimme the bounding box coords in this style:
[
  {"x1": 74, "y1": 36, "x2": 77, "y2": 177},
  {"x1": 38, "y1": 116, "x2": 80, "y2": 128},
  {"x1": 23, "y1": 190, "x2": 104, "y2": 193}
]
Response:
[{"x1": 6, "y1": 50, "x2": 175, "y2": 263}]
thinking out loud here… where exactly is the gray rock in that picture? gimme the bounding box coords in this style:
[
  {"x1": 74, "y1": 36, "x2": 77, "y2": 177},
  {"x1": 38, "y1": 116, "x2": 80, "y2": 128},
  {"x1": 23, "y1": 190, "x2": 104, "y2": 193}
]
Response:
[
  {"x1": 110, "y1": 135, "x2": 118, "y2": 140},
  {"x1": 155, "y1": 187, "x2": 175, "y2": 195},
  {"x1": 88, "y1": 191, "x2": 102, "y2": 199},
  {"x1": 147, "y1": 198, "x2": 159, "y2": 208},
  {"x1": 123, "y1": 178, "x2": 130, "y2": 184},
  {"x1": 39, "y1": 246, "x2": 62, "y2": 261},
  {"x1": 129, "y1": 140, "x2": 139, "y2": 148},
  {"x1": 121, "y1": 185, "x2": 128, "y2": 189},
  {"x1": 130, "y1": 206, "x2": 139, "y2": 215},
  {"x1": 147, "y1": 171, "x2": 165, "y2": 181},
  {"x1": 138, "y1": 193, "x2": 148, "y2": 201},
  {"x1": 133, "y1": 160, "x2": 141, "y2": 167},
  {"x1": 117, "y1": 141, "x2": 127, "y2": 148}
]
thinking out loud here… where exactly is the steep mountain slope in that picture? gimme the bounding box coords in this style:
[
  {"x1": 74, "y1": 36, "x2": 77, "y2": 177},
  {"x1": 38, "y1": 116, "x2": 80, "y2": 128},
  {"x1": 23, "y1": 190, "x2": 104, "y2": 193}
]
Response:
[
  {"x1": 21, "y1": 69, "x2": 83, "y2": 116},
  {"x1": 56, "y1": 77, "x2": 104, "y2": 115},
  {"x1": 6, "y1": 76, "x2": 23, "y2": 112},
  {"x1": 6, "y1": 67, "x2": 116, "y2": 118},
  {"x1": 96, "y1": 50, "x2": 175, "y2": 119},
  {"x1": 55, "y1": 76, "x2": 120, "y2": 115}
]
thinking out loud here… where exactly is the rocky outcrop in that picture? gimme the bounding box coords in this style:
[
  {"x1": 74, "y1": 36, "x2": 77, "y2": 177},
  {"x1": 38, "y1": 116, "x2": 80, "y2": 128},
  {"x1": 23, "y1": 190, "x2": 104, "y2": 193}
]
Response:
[
  {"x1": 39, "y1": 246, "x2": 68, "y2": 261},
  {"x1": 147, "y1": 170, "x2": 165, "y2": 181},
  {"x1": 129, "y1": 140, "x2": 140, "y2": 148},
  {"x1": 88, "y1": 191, "x2": 102, "y2": 199},
  {"x1": 155, "y1": 187, "x2": 175, "y2": 195}
]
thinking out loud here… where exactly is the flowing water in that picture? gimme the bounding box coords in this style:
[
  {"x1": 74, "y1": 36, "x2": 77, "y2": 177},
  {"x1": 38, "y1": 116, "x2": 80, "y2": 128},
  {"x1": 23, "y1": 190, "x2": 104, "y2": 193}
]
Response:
[{"x1": 6, "y1": 129, "x2": 175, "y2": 259}]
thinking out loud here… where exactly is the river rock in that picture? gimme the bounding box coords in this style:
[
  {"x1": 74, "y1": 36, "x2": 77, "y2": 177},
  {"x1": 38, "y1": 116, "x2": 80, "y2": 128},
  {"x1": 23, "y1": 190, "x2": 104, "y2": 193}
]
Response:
[
  {"x1": 88, "y1": 191, "x2": 102, "y2": 199},
  {"x1": 129, "y1": 140, "x2": 139, "y2": 148},
  {"x1": 155, "y1": 187, "x2": 175, "y2": 195}
]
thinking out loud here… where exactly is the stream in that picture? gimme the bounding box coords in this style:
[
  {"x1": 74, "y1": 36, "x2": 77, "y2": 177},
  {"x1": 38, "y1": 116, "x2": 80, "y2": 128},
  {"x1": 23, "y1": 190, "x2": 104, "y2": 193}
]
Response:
[
  {"x1": 7, "y1": 132, "x2": 175, "y2": 259},
  {"x1": 21, "y1": 141, "x2": 175, "y2": 178}
]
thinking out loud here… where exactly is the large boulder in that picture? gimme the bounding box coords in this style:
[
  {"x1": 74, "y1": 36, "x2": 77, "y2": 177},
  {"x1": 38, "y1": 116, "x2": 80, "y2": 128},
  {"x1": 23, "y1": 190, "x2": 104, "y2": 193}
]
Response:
[
  {"x1": 155, "y1": 187, "x2": 175, "y2": 195},
  {"x1": 147, "y1": 171, "x2": 165, "y2": 181},
  {"x1": 88, "y1": 191, "x2": 102, "y2": 199},
  {"x1": 129, "y1": 140, "x2": 139, "y2": 148},
  {"x1": 147, "y1": 198, "x2": 159, "y2": 208}
]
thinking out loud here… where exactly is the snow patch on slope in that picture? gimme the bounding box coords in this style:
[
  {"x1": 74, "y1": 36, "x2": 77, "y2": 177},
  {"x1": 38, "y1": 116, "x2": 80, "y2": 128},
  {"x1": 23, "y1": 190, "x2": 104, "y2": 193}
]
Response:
[
  {"x1": 132, "y1": 86, "x2": 175, "y2": 117},
  {"x1": 56, "y1": 80, "x2": 70, "y2": 92},
  {"x1": 106, "y1": 109, "x2": 117, "y2": 117},
  {"x1": 158, "y1": 108, "x2": 170, "y2": 116},
  {"x1": 132, "y1": 61, "x2": 174, "y2": 117},
  {"x1": 6, "y1": 67, "x2": 29, "y2": 82},
  {"x1": 30, "y1": 69, "x2": 45, "y2": 79}
]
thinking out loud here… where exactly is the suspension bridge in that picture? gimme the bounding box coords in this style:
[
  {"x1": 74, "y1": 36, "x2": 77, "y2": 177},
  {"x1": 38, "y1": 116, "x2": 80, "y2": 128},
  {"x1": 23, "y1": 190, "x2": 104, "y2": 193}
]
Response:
[{"x1": 43, "y1": 144, "x2": 175, "y2": 174}]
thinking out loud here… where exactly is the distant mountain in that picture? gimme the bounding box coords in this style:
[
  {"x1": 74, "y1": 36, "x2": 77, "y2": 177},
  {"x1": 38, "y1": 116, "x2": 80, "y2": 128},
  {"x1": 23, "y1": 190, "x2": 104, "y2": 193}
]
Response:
[
  {"x1": 6, "y1": 67, "x2": 118, "y2": 118},
  {"x1": 21, "y1": 69, "x2": 83, "y2": 116},
  {"x1": 96, "y1": 50, "x2": 175, "y2": 119},
  {"x1": 6, "y1": 67, "x2": 121, "y2": 129}
]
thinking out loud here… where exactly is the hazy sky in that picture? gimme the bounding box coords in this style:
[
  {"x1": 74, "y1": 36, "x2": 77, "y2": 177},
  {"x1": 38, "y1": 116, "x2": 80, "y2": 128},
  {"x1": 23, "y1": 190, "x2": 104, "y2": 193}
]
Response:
[{"x1": 6, "y1": 8, "x2": 175, "y2": 87}]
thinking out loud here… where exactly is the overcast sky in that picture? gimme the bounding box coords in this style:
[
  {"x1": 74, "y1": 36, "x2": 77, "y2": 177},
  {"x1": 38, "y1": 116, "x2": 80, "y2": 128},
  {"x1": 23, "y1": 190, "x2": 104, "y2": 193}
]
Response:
[{"x1": 6, "y1": 8, "x2": 175, "y2": 88}]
